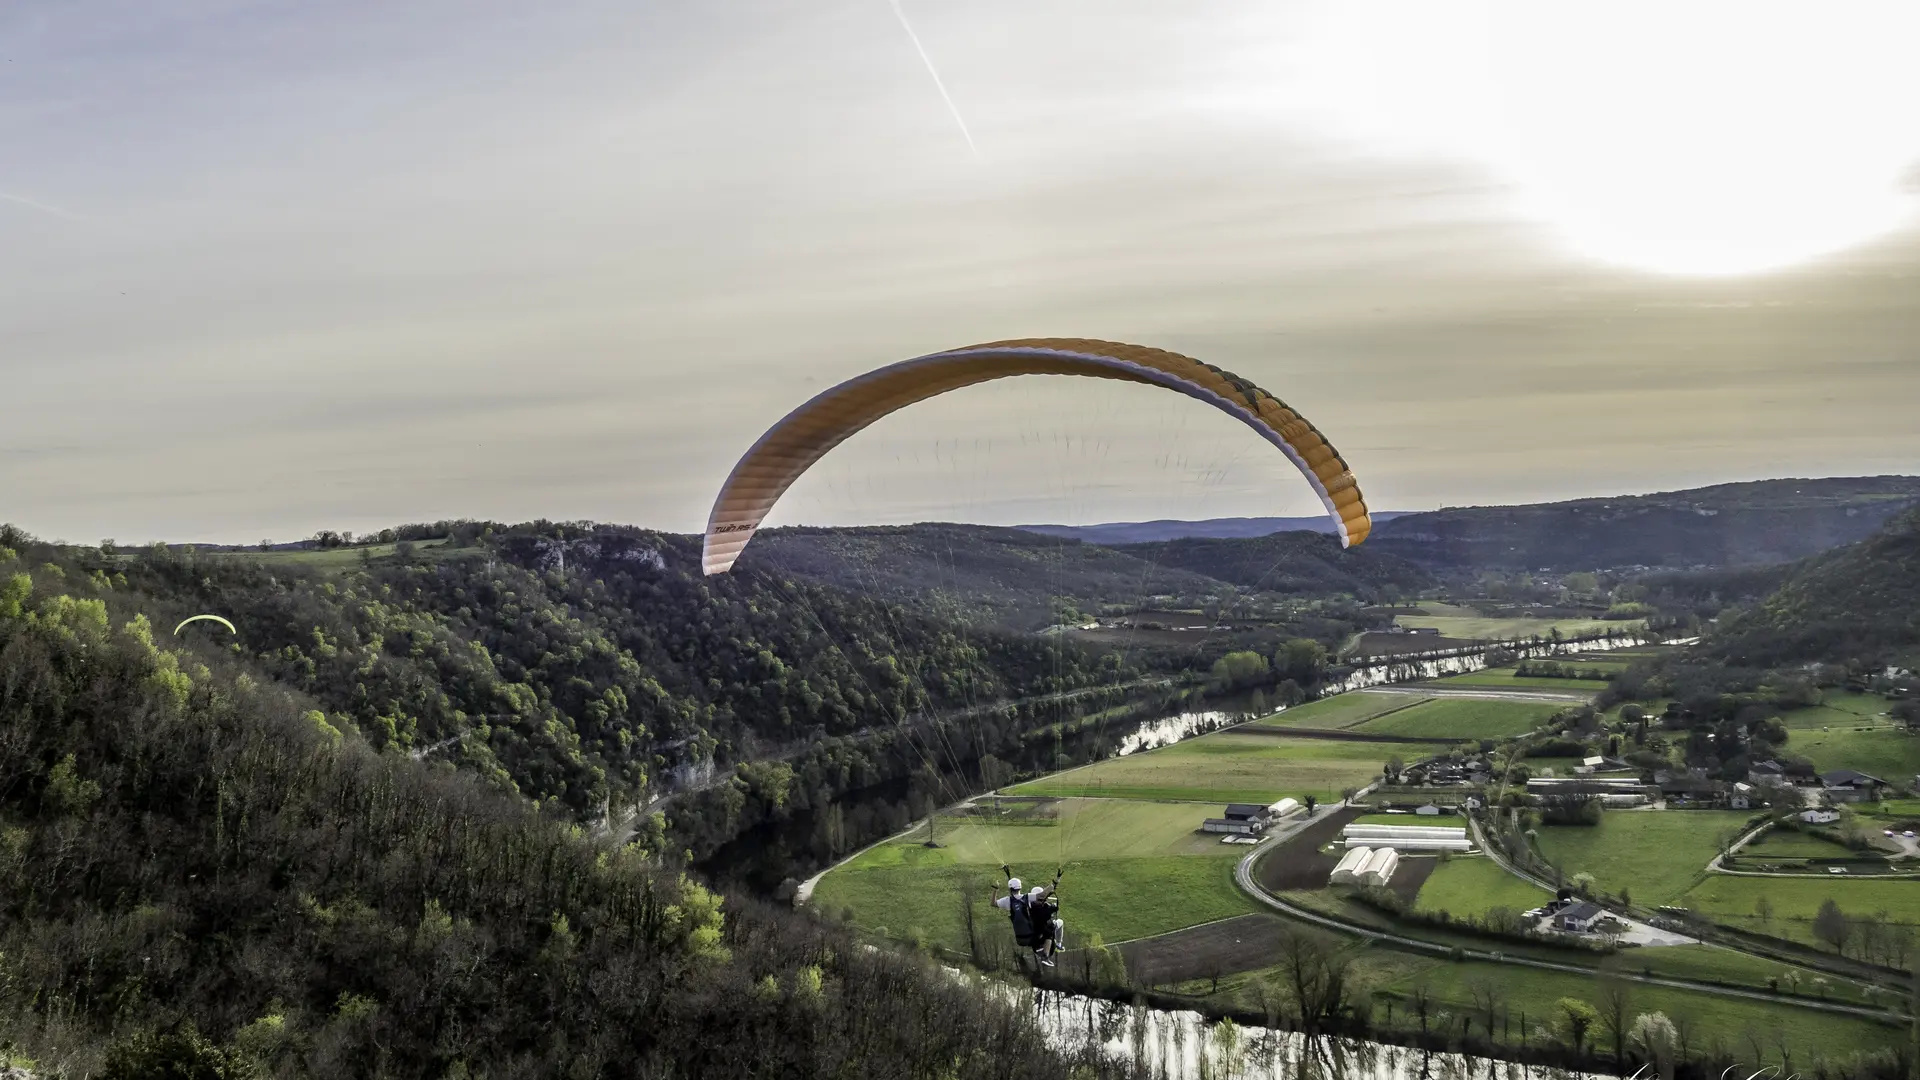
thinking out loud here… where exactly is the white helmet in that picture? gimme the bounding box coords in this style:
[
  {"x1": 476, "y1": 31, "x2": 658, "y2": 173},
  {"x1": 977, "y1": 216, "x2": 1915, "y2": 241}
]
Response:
[{"x1": 1007, "y1": 877, "x2": 1022, "y2": 892}]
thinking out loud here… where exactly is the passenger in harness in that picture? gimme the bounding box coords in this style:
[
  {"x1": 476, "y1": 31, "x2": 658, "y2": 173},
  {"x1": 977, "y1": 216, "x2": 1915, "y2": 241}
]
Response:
[{"x1": 994, "y1": 865, "x2": 1064, "y2": 967}]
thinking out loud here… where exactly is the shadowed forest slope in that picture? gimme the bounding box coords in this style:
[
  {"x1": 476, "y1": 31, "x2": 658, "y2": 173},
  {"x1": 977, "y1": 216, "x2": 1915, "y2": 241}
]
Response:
[
  {"x1": 0, "y1": 564, "x2": 1132, "y2": 1079},
  {"x1": 1369, "y1": 476, "x2": 1920, "y2": 571},
  {"x1": 1706, "y1": 506, "x2": 1920, "y2": 668}
]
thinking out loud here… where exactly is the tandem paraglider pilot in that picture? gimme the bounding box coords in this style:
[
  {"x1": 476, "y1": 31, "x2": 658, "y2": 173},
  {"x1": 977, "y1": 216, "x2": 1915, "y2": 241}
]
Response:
[{"x1": 994, "y1": 865, "x2": 1063, "y2": 968}]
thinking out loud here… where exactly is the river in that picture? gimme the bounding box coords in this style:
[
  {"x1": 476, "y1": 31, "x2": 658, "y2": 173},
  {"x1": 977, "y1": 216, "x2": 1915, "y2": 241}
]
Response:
[
  {"x1": 1005, "y1": 635, "x2": 1644, "y2": 1078},
  {"x1": 816, "y1": 632, "x2": 1668, "y2": 1074},
  {"x1": 1107, "y1": 631, "x2": 1661, "y2": 758},
  {"x1": 1017, "y1": 983, "x2": 1609, "y2": 1080}
]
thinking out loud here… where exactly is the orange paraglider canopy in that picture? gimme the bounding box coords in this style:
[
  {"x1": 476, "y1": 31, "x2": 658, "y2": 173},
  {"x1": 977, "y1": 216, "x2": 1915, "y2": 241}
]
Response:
[{"x1": 702, "y1": 338, "x2": 1370, "y2": 575}]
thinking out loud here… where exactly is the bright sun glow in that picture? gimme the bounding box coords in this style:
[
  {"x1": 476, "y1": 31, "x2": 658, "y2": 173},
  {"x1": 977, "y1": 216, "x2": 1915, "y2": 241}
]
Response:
[{"x1": 1278, "y1": 1, "x2": 1920, "y2": 275}]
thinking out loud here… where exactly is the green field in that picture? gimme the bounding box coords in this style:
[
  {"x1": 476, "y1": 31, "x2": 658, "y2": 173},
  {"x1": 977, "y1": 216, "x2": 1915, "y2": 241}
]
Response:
[
  {"x1": 1378, "y1": 956, "x2": 1902, "y2": 1069},
  {"x1": 1778, "y1": 717, "x2": 1920, "y2": 785},
  {"x1": 1681, "y1": 873, "x2": 1920, "y2": 949},
  {"x1": 1791, "y1": 731, "x2": 1920, "y2": 784},
  {"x1": 1394, "y1": 612, "x2": 1641, "y2": 640},
  {"x1": 1354, "y1": 697, "x2": 1566, "y2": 740},
  {"x1": 1196, "y1": 941, "x2": 1903, "y2": 1069},
  {"x1": 1412, "y1": 855, "x2": 1551, "y2": 917},
  {"x1": 1254, "y1": 692, "x2": 1429, "y2": 731},
  {"x1": 1859, "y1": 799, "x2": 1920, "y2": 823},
  {"x1": 1007, "y1": 732, "x2": 1426, "y2": 805},
  {"x1": 1540, "y1": 657, "x2": 1631, "y2": 672},
  {"x1": 1744, "y1": 828, "x2": 1856, "y2": 859},
  {"x1": 1532, "y1": 810, "x2": 1758, "y2": 905},
  {"x1": 809, "y1": 799, "x2": 1256, "y2": 951},
  {"x1": 1434, "y1": 668, "x2": 1609, "y2": 693}
]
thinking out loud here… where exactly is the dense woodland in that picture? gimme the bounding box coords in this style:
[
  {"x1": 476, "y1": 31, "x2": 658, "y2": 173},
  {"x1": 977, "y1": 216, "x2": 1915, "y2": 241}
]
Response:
[
  {"x1": 1706, "y1": 505, "x2": 1920, "y2": 668},
  {"x1": 0, "y1": 552, "x2": 1158, "y2": 1079},
  {"x1": 13, "y1": 525, "x2": 1161, "y2": 880}
]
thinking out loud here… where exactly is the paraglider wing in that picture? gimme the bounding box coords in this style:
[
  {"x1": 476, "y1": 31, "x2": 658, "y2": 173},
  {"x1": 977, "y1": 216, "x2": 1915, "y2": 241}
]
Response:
[
  {"x1": 702, "y1": 337, "x2": 1369, "y2": 575},
  {"x1": 173, "y1": 614, "x2": 238, "y2": 637}
]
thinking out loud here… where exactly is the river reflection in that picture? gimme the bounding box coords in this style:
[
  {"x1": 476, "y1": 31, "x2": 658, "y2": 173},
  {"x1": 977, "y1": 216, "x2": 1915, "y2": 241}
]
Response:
[
  {"x1": 1111, "y1": 633, "x2": 1658, "y2": 757},
  {"x1": 1021, "y1": 987, "x2": 1609, "y2": 1080}
]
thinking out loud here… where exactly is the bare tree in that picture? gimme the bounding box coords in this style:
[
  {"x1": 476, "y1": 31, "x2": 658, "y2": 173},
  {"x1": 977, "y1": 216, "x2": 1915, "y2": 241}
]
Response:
[
  {"x1": 1814, "y1": 898, "x2": 1854, "y2": 955},
  {"x1": 1742, "y1": 1022, "x2": 1766, "y2": 1073},
  {"x1": 958, "y1": 876, "x2": 980, "y2": 964},
  {"x1": 1408, "y1": 979, "x2": 1435, "y2": 1037},
  {"x1": 1671, "y1": 1010, "x2": 1696, "y2": 1064},
  {"x1": 1467, "y1": 976, "x2": 1502, "y2": 1043},
  {"x1": 1596, "y1": 960, "x2": 1633, "y2": 1065},
  {"x1": 1276, "y1": 926, "x2": 1354, "y2": 1034}
]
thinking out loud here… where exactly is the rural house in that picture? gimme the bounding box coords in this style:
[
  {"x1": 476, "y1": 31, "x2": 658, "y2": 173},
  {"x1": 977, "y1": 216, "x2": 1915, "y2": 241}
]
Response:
[
  {"x1": 1203, "y1": 804, "x2": 1271, "y2": 835},
  {"x1": 1201, "y1": 816, "x2": 1261, "y2": 836},
  {"x1": 1659, "y1": 776, "x2": 1729, "y2": 808},
  {"x1": 1822, "y1": 769, "x2": 1887, "y2": 803},
  {"x1": 1747, "y1": 760, "x2": 1789, "y2": 786},
  {"x1": 1554, "y1": 901, "x2": 1605, "y2": 933}
]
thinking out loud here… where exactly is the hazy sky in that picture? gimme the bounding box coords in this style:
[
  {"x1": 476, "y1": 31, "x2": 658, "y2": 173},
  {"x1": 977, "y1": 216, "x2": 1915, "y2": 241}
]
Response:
[{"x1": 6, "y1": 0, "x2": 1920, "y2": 544}]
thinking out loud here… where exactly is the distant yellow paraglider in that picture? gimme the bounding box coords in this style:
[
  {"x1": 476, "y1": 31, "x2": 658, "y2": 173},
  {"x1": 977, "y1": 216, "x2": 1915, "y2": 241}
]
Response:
[
  {"x1": 173, "y1": 614, "x2": 237, "y2": 637},
  {"x1": 701, "y1": 337, "x2": 1372, "y2": 575}
]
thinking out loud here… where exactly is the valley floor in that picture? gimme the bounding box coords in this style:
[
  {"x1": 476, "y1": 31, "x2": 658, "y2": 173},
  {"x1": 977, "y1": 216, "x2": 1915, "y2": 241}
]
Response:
[{"x1": 807, "y1": 647, "x2": 1920, "y2": 1073}]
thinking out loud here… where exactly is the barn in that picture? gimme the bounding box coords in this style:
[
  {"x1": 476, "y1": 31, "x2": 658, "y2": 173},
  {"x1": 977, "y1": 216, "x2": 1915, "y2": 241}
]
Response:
[{"x1": 1201, "y1": 817, "x2": 1259, "y2": 836}]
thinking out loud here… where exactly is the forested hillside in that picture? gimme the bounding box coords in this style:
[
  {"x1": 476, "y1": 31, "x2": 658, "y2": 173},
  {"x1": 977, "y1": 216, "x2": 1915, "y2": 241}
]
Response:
[
  {"x1": 1015, "y1": 512, "x2": 1412, "y2": 545},
  {"x1": 1706, "y1": 506, "x2": 1920, "y2": 668},
  {"x1": 1370, "y1": 475, "x2": 1920, "y2": 571},
  {"x1": 0, "y1": 524, "x2": 1197, "y2": 891},
  {"x1": 90, "y1": 524, "x2": 1129, "y2": 814},
  {"x1": 1115, "y1": 532, "x2": 1433, "y2": 596},
  {"x1": 746, "y1": 523, "x2": 1227, "y2": 627},
  {"x1": 0, "y1": 557, "x2": 1125, "y2": 1078}
]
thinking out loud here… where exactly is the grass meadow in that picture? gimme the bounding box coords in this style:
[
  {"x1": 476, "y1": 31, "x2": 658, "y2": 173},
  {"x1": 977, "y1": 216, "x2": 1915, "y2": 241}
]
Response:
[
  {"x1": 1531, "y1": 810, "x2": 1758, "y2": 906},
  {"x1": 809, "y1": 798, "x2": 1257, "y2": 951},
  {"x1": 1253, "y1": 692, "x2": 1431, "y2": 731},
  {"x1": 1411, "y1": 855, "x2": 1552, "y2": 917},
  {"x1": 1354, "y1": 697, "x2": 1566, "y2": 740},
  {"x1": 1007, "y1": 732, "x2": 1426, "y2": 805}
]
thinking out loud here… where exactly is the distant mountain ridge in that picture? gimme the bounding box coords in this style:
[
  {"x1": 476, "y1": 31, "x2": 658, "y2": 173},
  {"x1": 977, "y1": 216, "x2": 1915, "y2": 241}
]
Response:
[
  {"x1": 1368, "y1": 476, "x2": 1920, "y2": 572},
  {"x1": 747, "y1": 522, "x2": 1430, "y2": 628},
  {"x1": 1015, "y1": 513, "x2": 1413, "y2": 545}
]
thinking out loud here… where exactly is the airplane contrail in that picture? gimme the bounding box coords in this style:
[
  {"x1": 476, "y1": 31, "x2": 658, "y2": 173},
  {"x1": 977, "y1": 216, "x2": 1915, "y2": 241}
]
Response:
[
  {"x1": 886, "y1": 0, "x2": 978, "y2": 158},
  {"x1": 0, "y1": 189, "x2": 82, "y2": 221}
]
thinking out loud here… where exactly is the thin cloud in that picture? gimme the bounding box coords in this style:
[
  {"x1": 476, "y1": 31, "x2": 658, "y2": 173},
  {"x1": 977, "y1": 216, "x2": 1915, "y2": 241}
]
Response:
[{"x1": 0, "y1": 189, "x2": 83, "y2": 221}]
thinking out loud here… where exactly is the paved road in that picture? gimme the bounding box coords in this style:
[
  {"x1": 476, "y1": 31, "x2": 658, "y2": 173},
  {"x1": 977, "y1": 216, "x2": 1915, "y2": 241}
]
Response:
[
  {"x1": 1231, "y1": 840, "x2": 1905, "y2": 1023},
  {"x1": 1373, "y1": 685, "x2": 1596, "y2": 703}
]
